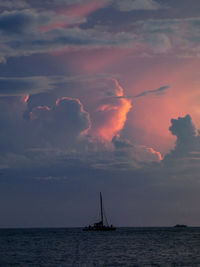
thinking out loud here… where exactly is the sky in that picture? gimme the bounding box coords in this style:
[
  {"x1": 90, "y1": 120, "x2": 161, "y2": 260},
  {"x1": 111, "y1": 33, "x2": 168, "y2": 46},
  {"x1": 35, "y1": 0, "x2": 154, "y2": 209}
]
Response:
[{"x1": 1, "y1": 0, "x2": 200, "y2": 228}]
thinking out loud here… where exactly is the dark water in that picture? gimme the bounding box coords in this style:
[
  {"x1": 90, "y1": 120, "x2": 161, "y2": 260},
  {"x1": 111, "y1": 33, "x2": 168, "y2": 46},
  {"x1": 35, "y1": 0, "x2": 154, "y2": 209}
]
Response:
[{"x1": 0, "y1": 227, "x2": 200, "y2": 266}]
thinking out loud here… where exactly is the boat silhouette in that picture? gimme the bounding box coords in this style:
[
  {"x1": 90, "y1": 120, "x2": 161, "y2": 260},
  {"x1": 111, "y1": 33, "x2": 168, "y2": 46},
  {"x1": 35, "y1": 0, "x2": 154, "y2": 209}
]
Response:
[
  {"x1": 174, "y1": 224, "x2": 188, "y2": 228},
  {"x1": 83, "y1": 192, "x2": 116, "y2": 231}
]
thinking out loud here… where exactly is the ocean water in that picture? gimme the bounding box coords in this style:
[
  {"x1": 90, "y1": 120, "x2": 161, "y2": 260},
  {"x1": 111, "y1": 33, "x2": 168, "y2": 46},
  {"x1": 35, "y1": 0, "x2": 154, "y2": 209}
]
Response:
[{"x1": 0, "y1": 227, "x2": 200, "y2": 266}]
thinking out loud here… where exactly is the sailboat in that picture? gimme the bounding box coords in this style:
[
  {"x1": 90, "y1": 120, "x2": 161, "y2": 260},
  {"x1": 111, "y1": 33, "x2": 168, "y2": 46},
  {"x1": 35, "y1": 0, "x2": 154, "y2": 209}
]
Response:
[{"x1": 83, "y1": 192, "x2": 116, "y2": 231}]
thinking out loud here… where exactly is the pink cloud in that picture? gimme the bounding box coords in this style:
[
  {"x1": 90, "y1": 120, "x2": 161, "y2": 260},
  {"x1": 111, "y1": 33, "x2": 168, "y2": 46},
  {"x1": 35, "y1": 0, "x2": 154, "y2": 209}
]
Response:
[
  {"x1": 58, "y1": 0, "x2": 108, "y2": 17},
  {"x1": 41, "y1": 0, "x2": 108, "y2": 32},
  {"x1": 89, "y1": 79, "x2": 132, "y2": 141}
]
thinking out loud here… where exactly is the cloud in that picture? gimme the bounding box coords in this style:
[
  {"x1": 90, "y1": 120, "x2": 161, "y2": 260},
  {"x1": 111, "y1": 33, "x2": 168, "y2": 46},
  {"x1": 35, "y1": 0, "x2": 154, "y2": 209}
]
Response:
[
  {"x1": 0, "y1": 8, "x2": 200, "y2": 61},
  {"x1": 0, "y1": 77, "x2": 53, "y2": 96},
  {"x1": 0, "y1": 74, "x2": 113, "y2": 97},
  {"x1": 2, "y1": 98, "x2": 199, "y2": 228},
  {"x1": 137, "y1": 17, "x2": 200, "y2": 56},
  {"x1": 144, "y1": 147, "x2": 162, "y2": 161},
  {"x1": 0, "y1": 9, "x2": 137, "y2": 61},
  {"x1": 0, "y1": 76, "x2": 132, "y2": 149},
  {"x1": 144, "y1": 33, "x2": 172, "y2": 53},
  {"x1": 169, "y1": 114, "x2": 196, "y2": 144},
  {"x1": 0, "y1": 2, "x2": 199, "y2": 62},
  {"x1": 134, "y1": 85, "x2": 170, "y2": 98},
  {"x1": 111, "y1": 85, "x2": 170, "y2": 99},
  {"x1": 0, "y1": 75, "x2": 163, "y2": 178},
  {"x1": 164, "y1": 114, "x2": 200, "y2": 163},
  {"x1": 0, "y1": 95, "x2": 92, "y2": 154},
  {"x1": 112, "y1": 135, "x2": 133, "y2": 149},
  {"x1": 113, "y1": 0, "x2": 162, "y2": 11},
  {"x1": 29, "y1": 97, "x2": 91, "y2": 146},
  {"x1": 112, "y1": 135, "x2": 162, "y2": 163},
  {"x1": 0, "y1": 0, "x2": 29, "y2": 9},
  {"x1": 9, "y1": 0, "x2": 160, "y2": 12},
  {"x1": 89, "y1": 79, "x2": 132, "y2": 141},
  {"x1": 0, "y1": 10, "x2": 40, "y2": 34},
  {"x1": 40, "y1": 0, "x2": 108, "y2": 8}
]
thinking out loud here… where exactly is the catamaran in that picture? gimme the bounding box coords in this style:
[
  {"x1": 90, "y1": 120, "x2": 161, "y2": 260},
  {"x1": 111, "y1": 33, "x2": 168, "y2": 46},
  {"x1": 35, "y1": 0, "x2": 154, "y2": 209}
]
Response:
[{"x1": 83, "y1": 192, "x2": 116, "y2": 231}]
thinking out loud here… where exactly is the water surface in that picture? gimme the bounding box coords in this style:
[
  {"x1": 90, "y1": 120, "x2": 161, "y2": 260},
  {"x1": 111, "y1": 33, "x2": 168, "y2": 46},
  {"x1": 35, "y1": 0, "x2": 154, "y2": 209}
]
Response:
[{"x1": 0, "y1": 227, "x2": 200, "y2": 266}]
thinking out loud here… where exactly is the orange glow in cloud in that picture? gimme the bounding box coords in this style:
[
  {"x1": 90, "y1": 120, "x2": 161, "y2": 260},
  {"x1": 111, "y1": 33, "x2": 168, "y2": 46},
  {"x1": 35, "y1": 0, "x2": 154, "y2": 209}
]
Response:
[
  {"x1": 36, "y1": 105, "x2": 51, "y2": 111},
  {"x1": 90, "y1": 79, "x2": 132, "y2": 141},
  {"x1": 24, "y1": 94, "x2": 29, "y2": 103},
  {"x1": 56, "y1": 96, "x2": 84, "y2": 107},
  {"x1": 148, "y1": 147, "x2": 163, "y2": 161},
  {"x1": 112, "y1": 78, "x2": 124, "y2": 97}
]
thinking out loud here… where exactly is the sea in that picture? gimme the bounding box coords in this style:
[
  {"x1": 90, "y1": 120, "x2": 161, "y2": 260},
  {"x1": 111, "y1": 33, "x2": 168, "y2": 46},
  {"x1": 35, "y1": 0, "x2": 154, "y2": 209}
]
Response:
[{"x1": 0, "y1": 227, "x2": 200, "y2": 266}]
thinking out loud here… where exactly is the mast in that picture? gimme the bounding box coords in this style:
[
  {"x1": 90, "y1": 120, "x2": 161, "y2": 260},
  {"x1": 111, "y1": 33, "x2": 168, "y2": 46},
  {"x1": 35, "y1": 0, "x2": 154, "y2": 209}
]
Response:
[{"x1": 100, "y1": 192, "x2": 103, "y2": 225}]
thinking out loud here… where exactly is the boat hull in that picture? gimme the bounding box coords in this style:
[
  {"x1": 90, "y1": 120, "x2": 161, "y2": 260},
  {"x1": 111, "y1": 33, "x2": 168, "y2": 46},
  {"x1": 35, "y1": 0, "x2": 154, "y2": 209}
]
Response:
[{"x1": 83, "y1": 227, "x2": 116, "y2": 231}]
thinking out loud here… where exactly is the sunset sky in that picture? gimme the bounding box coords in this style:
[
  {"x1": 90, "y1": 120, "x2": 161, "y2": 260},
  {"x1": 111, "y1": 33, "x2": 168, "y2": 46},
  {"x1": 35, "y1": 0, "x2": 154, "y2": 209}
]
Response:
[{"x1": 1, "y1": 0, "x2": 200, "y2": 228}]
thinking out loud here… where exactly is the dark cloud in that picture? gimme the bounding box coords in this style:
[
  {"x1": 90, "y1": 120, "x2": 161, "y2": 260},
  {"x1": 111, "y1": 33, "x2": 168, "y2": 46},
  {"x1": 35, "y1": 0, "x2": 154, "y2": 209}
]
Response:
[
  {"x1": 112, "y1": 135, "x2": 133, "y2": 149},
  {"x1": 164, "y1": 114, "x2": 200, "y2": 162},
  {"x1": 134, "y1": 85, "x2": 170, "y2": 98},
  {"x1": 113, "y1": 85, "x2": 170, "y2": 99},
  {"x1": 169, "y1": 114, "x2": 196, "y2": 144},
  {"x1": 0, "y1": 10, "x2": 38, "y2": 34}
]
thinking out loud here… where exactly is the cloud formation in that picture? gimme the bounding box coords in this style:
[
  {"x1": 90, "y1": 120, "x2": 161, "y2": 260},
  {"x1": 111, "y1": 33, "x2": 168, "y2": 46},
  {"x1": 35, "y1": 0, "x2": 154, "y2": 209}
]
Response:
[
  {"x1": 112, "y1": 135, "x2": 162, "y2": 162},
  {"x1": 0, "y1": 4, "x2": 199, "y2": 62},
  {"x1": 1, "y1": 0, "x2": 200, "y2": 229},
  {"x1": 110, "y1": 85, "x2": 170, "y2": 99},
  {"x1": 164, "y1": 114, "x2": 200, "y2": 163},
  {"x1": 0, "y1": 95, "x2": 91, "y2": 155},
  {"x1": 89, "y1": 79, "x2": 132, "y2": 141},
  {"x1": 0, "y1": 74, "x2": 112, "y2": 97},
  {"x1": 29, "y1": 97, "x2": 91, "y2": 146},
  {"x1": 113, "y1": 0, "x2": 162, "y2": 11},
  {"x1": 0, "y1": 9, "x2": 136, "y2": 62},
  {"x1": 0, "y1": 77, "x2": 52, "y2": 96},
  {"x1": 0, "y1": 0, "x2": 29, "y2": 9},
  {"x1": 134, "y1": 85, "x2": 170, "y2": 98}
]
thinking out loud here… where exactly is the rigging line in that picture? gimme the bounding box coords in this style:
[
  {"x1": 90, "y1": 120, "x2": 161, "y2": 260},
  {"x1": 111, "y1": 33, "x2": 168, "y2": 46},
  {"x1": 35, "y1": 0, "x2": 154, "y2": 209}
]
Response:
[{"x1": 102, "y1": 202, "x2": 109, "y2": 226}]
